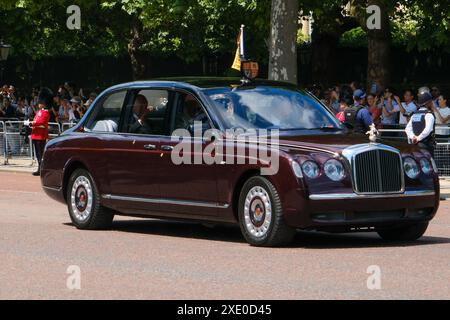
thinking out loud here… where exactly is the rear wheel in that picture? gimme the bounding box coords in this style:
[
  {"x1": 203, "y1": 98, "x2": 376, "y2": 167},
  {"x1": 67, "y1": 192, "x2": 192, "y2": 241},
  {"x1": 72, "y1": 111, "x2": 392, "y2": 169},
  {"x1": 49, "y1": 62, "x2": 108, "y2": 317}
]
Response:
[
  {"x1": 377, "y1": 222, "x2": 429, "y2": 241},
  {"x1": 67, "y1": 168, "x2": 114, "y2": 230},
  {"x1": 238, "y1": 176, "x2": 295, "y2": 247}
]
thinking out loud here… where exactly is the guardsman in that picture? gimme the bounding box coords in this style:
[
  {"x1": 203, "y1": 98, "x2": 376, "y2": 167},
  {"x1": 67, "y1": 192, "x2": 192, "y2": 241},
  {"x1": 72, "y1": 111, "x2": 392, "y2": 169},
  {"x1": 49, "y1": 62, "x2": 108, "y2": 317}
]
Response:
[
  {"x1": 25, "y1": 88, "x2": 52, "y2": 176},
  {"x1": 344, "y1": 90, "x2": 374, "y2": 134},
  {"x1": 405, "y1": 89, "x2": 436, "y2": 155}
]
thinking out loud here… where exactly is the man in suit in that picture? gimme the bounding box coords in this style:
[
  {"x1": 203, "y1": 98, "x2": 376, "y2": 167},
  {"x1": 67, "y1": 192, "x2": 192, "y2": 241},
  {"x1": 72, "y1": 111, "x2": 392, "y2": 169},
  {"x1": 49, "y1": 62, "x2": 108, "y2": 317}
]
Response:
[{"x1": 129, "y1": 94, "x2": 153, "y2": 134}]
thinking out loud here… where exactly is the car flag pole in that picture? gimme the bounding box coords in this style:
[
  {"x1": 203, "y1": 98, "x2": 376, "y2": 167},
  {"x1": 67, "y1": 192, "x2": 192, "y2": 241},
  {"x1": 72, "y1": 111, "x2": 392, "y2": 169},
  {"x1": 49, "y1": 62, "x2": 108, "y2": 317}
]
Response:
[
  {"x1": 231, "y1": 25, "x2": 245, "y2": 71},
  {"x1": 239, "y1": 24, "x2": 245, "y2": 60}
]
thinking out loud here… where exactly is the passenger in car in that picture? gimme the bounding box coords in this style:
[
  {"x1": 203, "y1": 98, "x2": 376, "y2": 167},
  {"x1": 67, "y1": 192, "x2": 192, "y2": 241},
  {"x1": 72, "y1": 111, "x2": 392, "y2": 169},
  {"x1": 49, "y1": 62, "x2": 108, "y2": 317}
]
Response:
[{"x1": 129, "y1": 94, "x2": 153, "y2": 134}]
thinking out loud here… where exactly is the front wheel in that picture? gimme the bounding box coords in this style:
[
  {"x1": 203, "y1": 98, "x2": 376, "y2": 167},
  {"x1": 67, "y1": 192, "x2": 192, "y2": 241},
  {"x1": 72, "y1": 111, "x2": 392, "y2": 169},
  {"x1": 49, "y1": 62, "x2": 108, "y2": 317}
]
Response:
[
  {"x1": 67, "y1": 168, "x2": 114, "y2": 230},
  {"x1": 377, "y1": 222, "x2": 429, "y2": 241},
  {"x1": 238, "y1": 176, "x2": 295, "y2": 247}
]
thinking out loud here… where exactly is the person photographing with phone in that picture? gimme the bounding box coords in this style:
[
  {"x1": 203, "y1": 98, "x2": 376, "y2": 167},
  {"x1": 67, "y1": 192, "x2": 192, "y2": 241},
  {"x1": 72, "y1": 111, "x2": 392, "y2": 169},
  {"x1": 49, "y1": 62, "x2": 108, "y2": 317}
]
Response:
[
  {"x1": 24, "y1": 88, "x2": 52, "y2": 176},
  {"x1": 405, "y1": 88, "x2": 436, "y2": 155}
]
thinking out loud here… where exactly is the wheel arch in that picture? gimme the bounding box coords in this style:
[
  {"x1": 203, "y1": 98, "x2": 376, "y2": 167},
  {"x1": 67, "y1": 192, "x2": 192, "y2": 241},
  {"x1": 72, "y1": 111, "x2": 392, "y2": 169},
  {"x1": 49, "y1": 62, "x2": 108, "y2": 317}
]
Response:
[
  {"x1": 231, "y1": 169, "x2": 279, "y2": 222},
  {"x1": 62, "y1": 160, "x2": 89, "y2": 202}
]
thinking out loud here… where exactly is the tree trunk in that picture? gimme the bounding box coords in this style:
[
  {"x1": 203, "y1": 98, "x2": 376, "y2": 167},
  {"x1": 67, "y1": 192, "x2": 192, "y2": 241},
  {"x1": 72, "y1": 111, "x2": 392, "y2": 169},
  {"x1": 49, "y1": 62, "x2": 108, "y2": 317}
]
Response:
[
  {"x1": 366, "y1": 0, "x2": 391, "y2": 89},
  {"x1": 128, "y1": 15, "x2": 146, "y2": 80},
  {"x1": 268, "y1": 0, "x2": 299, "y2": 84}
]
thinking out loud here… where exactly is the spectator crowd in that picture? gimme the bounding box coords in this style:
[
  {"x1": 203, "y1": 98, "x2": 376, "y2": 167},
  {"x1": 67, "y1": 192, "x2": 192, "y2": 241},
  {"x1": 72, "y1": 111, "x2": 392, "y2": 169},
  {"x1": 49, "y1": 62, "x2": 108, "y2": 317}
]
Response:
[
  {"x1": 2, "y1": 80, "x2": 450, "y2": 135},
  {"x1": 0, "y1": 82, "x2": 98, "y2": 128},
  {"x1": 311, "y1": 82, "x2": 450, "y2": 135}
]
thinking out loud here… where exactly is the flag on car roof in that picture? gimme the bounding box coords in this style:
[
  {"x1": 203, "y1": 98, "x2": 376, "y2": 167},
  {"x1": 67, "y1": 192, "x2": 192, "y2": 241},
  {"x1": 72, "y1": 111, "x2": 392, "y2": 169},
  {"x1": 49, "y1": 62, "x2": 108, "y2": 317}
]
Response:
[{"x1": 231, "y1": 25, "x2": 245, "y2": 71}]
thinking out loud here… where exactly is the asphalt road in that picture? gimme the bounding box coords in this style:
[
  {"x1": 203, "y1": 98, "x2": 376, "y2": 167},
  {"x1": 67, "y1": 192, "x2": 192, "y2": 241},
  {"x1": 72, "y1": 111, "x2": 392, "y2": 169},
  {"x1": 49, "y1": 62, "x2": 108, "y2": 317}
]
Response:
[{"x1": 0, "y1": 171, "x2": 449, "y2": 300}]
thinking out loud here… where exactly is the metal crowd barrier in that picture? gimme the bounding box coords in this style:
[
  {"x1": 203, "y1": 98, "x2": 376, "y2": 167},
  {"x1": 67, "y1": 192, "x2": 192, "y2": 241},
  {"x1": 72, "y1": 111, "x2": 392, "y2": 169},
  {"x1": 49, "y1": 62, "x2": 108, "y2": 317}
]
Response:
[
  {"x1": 62, "y1": 122, "x2": 76, "y2": 132},
  {"x1": 0, "y1": 121, "x2": 5, "y2": 164},
  {"x1": 0, "y1": 120, "x2": 74, "y2": 165},
  {"x1": 1, "y1": 121, "x2": 34, "y2": 165},
  {"x1": 379, "y1": 125, "x2": 450, "y2": 177}
]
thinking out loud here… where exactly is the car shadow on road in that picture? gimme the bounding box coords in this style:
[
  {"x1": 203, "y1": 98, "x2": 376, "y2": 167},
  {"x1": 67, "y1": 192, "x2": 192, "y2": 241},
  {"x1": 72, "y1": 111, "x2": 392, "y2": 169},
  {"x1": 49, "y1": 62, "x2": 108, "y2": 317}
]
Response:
[
  {"x1": 66, "y1": 218, "x2": 450, "y2": 249},
  {"x1": 109, "y1": 219, "x2": 247, "y2": 244},
  {"x1": 290, "y1": 231, "x2": 450, "y2": 249}
]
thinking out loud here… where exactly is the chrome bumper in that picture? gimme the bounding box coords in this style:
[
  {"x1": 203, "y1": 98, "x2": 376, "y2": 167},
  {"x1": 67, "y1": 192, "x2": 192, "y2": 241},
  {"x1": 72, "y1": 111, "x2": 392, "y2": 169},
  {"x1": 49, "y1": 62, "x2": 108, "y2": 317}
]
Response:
[{"x1": 309, "y1": 190, "x2": 436, "y2": 201}]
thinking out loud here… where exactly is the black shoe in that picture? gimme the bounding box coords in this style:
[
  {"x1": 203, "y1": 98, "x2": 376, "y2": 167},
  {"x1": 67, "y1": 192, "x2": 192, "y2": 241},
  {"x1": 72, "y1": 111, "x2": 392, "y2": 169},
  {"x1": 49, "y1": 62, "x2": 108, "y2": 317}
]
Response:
[{"x1": 32, "y1": 171, "x2": 40, "y2": 176}]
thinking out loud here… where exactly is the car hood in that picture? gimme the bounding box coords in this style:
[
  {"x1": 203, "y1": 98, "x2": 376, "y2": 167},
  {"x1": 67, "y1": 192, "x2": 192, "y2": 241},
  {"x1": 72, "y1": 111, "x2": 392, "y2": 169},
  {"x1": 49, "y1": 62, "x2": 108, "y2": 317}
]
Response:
[{"x1": 276, "y1": 132, "x2": 418, "y2": 155}]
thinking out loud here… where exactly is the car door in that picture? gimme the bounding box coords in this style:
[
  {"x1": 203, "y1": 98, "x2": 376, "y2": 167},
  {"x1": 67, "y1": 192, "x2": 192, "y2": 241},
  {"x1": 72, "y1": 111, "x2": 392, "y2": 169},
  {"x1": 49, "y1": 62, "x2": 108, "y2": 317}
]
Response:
[
  {"x1": 105, "y1": 88, "x2": 174, "y2": 214},
  {"x1": 82, "y1": 89, "x2": 139, "y2": 203},
  {"x1": 83, "y1": 89, "x2": 168, "y2": 214},
  {"x1": 157, "y1": 91, "x2": 221, "y2": 217}
]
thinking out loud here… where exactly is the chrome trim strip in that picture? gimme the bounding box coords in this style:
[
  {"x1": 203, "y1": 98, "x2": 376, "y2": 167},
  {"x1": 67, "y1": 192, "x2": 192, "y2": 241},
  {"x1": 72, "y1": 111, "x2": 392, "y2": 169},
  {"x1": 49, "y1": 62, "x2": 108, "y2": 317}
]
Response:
[
  {"x1": 42, "y1": 186, "x2": 62, "y2": 192},
  {"x1": 102, "y1": 194, "x2": 230, "y2": 209},
  {"x1": 309, "y1": 190, "x2": 435, "y2": 200}
]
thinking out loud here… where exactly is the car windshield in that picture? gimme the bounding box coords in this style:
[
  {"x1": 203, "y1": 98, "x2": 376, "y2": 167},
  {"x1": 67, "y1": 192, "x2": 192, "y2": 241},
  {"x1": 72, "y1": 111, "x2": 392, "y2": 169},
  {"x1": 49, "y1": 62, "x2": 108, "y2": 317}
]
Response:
[{"x1": 204, "y1": 86, "x2": 342, "y2": 131}]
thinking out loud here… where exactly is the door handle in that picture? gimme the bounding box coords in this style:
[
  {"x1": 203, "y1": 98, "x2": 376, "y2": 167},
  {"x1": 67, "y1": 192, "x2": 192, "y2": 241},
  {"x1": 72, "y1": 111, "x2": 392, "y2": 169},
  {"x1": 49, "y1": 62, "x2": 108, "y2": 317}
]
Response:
[
  {"x1": 161, "y1": 145, "x2": 174, "y2": 151},
  {"x1": 143, "y1": 144, "x2": 157, "y2": 150}
]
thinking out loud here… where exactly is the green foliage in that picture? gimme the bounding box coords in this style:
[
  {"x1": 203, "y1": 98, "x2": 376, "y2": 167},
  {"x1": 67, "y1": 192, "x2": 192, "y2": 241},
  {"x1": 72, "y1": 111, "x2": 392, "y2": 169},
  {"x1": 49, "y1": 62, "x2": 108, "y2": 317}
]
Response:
[
  {"x1": 395, "y1": 0, "x2": 450, "y2": 51},
  {"x1": 99, "y1": 0, "x2": 270, "y2": 62},
  {"x1": 1, "y1": 0, "x2": 269, "y2": 63},
  {"x1": 2, "y1": 0, "x2": 450, "y2": 62},
  {"x1": 339, "y1": 27, "x2": 367, "y2": 47}
]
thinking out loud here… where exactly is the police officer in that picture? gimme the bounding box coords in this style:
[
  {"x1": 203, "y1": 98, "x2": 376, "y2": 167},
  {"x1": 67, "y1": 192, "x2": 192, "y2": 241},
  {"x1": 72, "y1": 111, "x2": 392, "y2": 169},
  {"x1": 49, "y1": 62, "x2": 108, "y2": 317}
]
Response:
[
  {"x1": 344, "y1": 89, "x2": 374, "y2": 134},
  {"x1": 405, "y1": 88, "x2": 436, "y2": 155}
]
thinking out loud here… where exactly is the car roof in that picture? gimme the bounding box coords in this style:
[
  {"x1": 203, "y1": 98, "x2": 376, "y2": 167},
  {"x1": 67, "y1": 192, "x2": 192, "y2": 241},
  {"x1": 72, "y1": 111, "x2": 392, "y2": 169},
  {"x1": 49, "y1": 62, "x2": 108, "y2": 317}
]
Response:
[
  {"x1": 104, "y1": 77, "x2": 298, "y2": 92},
  {"x1": 158, "y1": 77, "x2": 298, "y2": 89}
]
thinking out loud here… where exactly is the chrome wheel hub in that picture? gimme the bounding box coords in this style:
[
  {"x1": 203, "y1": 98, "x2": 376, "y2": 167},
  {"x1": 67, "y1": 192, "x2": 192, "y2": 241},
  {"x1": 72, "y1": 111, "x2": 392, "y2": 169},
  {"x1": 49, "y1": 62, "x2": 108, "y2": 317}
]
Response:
[
  {"x1": 71, "y1": 176, "x2": 93, "y2": 222},
  {"x1": 244, "y1": 186, "x2": 272, "y2": 238}
]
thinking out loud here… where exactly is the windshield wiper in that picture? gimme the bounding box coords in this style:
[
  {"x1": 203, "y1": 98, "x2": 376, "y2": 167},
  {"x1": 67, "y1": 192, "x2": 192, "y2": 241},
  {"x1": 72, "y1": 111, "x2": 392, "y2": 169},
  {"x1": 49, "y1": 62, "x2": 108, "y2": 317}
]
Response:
[
  {"x1": 280, "y1": 126, "x2": 342, "y2": 131},
  {"x1": 305, "y1": 126, "x2": 343, "y2": 131}
]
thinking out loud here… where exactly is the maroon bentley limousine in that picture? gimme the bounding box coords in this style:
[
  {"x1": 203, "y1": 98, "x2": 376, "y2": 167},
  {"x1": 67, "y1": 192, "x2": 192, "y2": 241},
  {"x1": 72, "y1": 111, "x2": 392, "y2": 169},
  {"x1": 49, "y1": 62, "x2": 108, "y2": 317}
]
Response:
[{"x1": 41, "y1": 78, "x2": 440, "y2": 246}]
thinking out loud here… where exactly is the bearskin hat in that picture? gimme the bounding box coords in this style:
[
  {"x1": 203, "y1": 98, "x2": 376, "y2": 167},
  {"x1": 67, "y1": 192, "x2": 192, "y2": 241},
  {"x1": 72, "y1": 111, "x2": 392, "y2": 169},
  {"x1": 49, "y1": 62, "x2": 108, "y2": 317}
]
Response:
[{"x1": 37, "y1": 87, "x2": 54, "y2": 108}]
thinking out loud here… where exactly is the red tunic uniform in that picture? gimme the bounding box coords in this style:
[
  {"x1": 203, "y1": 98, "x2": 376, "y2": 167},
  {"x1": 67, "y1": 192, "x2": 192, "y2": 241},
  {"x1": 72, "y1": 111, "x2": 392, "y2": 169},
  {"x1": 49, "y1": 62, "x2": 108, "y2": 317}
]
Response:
[{"x1": 31, "y1": 109, "x2": 50, "y2": 141}]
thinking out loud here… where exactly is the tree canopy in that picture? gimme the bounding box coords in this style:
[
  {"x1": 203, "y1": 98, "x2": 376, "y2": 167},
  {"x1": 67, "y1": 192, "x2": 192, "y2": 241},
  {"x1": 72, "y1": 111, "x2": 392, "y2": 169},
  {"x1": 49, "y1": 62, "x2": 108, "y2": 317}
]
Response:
[{"x1": 1, "y1": 0, "x2": 450, "y2": 82}]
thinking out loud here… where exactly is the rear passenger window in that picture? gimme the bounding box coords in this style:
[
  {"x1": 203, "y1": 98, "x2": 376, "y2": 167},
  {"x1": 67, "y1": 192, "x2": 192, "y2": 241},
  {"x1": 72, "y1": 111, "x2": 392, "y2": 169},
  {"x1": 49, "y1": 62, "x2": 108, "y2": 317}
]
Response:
[
  {"x1": 85, "y1": 91, "x2": 126, "y2": 133},
  {"x1": 126, "y1": 89, "x2": 170, "y2": 136}
]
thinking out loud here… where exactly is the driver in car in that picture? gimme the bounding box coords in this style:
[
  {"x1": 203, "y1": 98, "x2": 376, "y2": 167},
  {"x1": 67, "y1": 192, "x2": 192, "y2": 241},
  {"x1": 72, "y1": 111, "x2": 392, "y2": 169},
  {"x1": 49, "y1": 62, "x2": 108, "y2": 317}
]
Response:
[{"x1": 176, "y1": 95, "x2": 207, "y2": 130}]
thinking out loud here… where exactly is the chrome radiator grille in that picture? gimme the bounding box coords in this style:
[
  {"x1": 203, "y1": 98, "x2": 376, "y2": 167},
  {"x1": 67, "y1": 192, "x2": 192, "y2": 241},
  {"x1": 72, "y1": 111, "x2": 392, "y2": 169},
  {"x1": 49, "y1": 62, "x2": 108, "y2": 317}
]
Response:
[{"x1": 353, "y1": 149, "x2": 403, "y2": 193}]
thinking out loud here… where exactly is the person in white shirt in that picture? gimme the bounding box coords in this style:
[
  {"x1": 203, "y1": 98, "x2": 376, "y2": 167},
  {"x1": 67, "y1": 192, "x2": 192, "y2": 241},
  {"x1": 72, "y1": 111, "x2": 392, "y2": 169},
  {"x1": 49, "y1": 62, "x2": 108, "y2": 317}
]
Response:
[
  {"x1": 381, "y1": 88, "x2": 400, "y2": 125},
  {"x1": 405, "y1": 90, "x2": 436, "y2": 154},
  {"x1": 432, "y1": 95, "x2": 450, "y2": 136},
  {"x1": 397, "y1": 89, "x2": 417, "y2": 125},
  {"x1": 58, "y1": 98, "x2": 70, "y2": 125},
  {"x1": 431, "y1": 86, "x2": 441, "y2": 108}
]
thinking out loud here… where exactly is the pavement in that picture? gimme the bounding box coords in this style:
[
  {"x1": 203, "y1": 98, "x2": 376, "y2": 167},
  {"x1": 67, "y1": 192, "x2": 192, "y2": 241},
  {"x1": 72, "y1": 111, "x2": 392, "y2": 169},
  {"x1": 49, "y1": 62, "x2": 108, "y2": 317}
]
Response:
[
  {"x1": 0, "y1": 171, "x2": 449, "y2": 300},
  {"x1": 0, "y1": 157, "x2": 36, "y2": 173}
]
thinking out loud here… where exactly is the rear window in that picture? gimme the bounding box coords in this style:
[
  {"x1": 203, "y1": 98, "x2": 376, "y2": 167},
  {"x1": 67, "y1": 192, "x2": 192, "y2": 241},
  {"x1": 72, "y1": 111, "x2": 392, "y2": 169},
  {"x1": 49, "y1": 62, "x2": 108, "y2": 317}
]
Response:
[{"x1": 85, "y1": 90, "x2": 126, "y2": 133}]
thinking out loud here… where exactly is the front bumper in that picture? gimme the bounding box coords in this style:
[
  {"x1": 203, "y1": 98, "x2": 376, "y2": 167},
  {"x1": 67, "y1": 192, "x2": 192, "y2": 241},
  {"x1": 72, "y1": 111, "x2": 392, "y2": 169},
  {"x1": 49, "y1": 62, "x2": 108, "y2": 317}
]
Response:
[
  {"x1": 284, "y1": 189, "x2": 440, "y2": 231},
  {"x1": 309, "y1": 190, "x2": 435, "y2": 200}
]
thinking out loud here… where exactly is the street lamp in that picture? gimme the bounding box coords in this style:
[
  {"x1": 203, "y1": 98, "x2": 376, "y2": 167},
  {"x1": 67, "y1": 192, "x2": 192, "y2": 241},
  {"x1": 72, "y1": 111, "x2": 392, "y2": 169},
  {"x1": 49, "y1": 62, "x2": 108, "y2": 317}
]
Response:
[{"x1": 0, "y1": 39, "x2": 12, "y2": 83}]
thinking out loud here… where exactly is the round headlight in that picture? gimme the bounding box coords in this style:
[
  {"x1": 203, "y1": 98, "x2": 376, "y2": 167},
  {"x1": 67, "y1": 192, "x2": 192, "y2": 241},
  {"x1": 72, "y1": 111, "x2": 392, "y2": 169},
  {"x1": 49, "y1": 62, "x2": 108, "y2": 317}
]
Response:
[
  {"x1": 420, "y1": 158, "x2": 432, "y2": 175},
  {"x1": 404, "y1": 157, "x2": 420, "y2": 179},
  {"x1": 291, "y1": 161, "x2": 303, "y2": 178},
  {"x1": 324, "y1": 159, "x2": 345, "y2": 182},
  {"x1": 302, "y1": 161, "x2": 320, "y2": 179}
]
